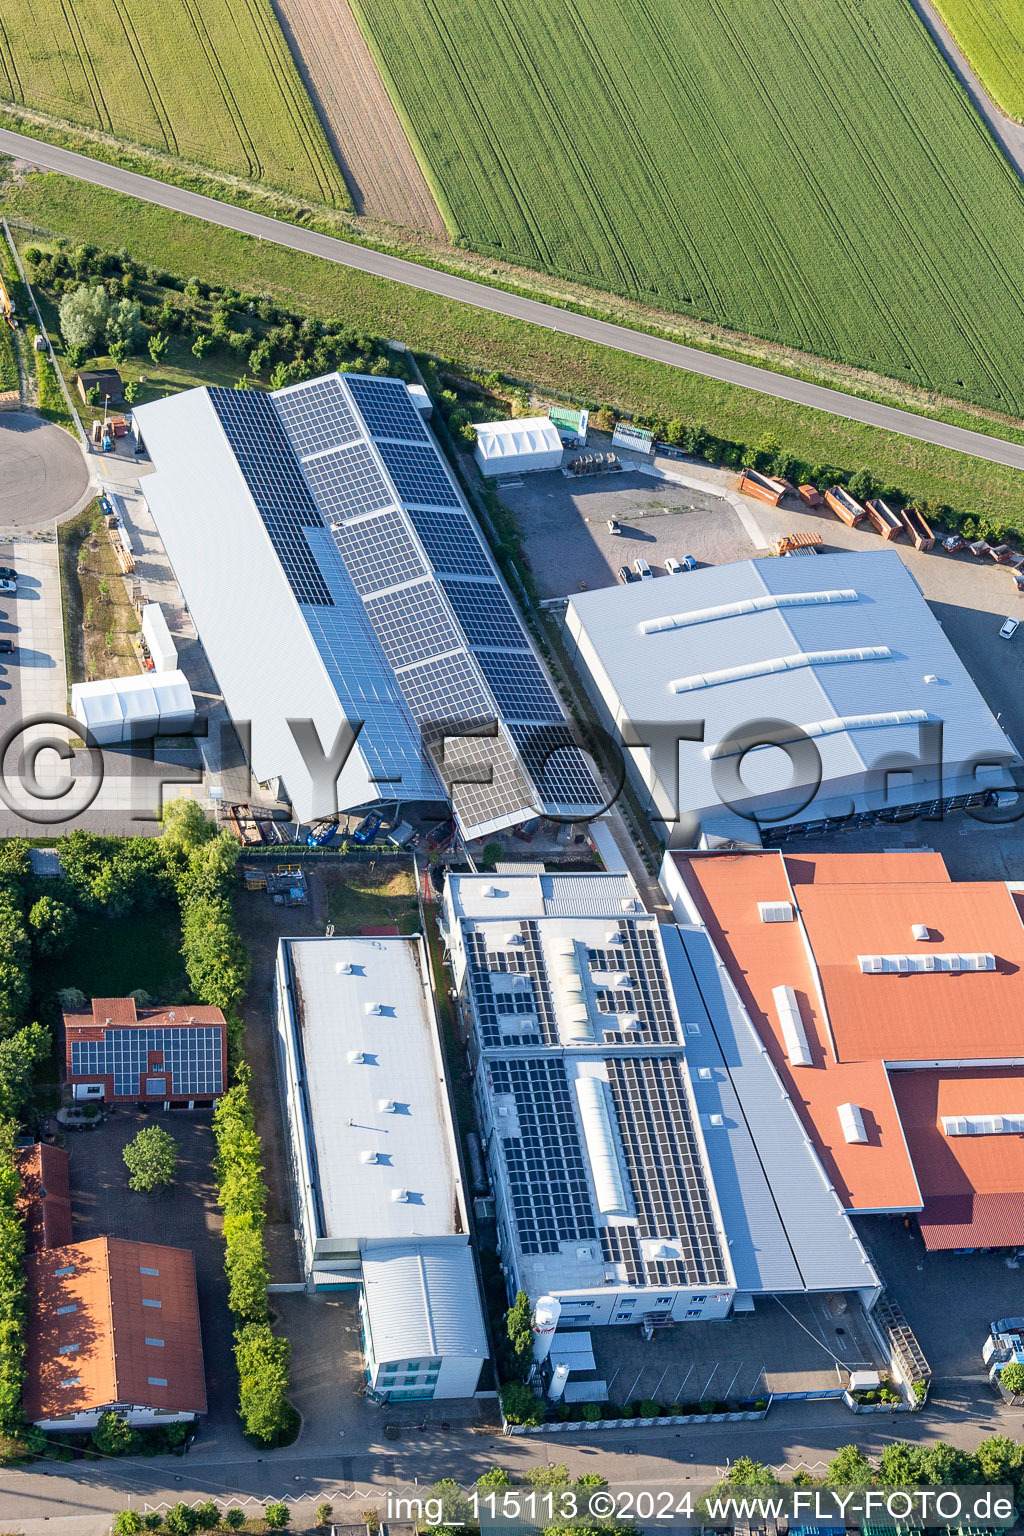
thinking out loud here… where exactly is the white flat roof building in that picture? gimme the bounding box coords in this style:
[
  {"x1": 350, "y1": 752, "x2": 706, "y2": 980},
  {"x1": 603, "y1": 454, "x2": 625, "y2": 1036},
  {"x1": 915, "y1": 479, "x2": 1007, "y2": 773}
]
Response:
[
  {"x1": 135, "y1": 375, "x2": 600, "y2": 834},
  {"x1": 564, "y1": 550, "x2": 1018, "y2": 846},
  {"x1": 442, "y1": 871, "x2": 877, "y2": 1322},
  {"x1": 70, "y1": 671, "x2": 194, "y2": 744},
  {"x1": 275, "y1": 934, "x2": 487, "y2": 1401},
  {"x1": 474, "y1": 417, "x2": 564, "y2": 477}
]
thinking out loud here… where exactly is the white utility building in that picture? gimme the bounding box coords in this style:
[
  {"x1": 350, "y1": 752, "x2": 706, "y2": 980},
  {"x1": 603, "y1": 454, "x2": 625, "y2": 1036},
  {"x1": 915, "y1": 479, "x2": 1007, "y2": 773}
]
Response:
[
  {"x1": 135, "y1": 376, "x2": 600, "y2": 834},
  {"x1": 141, "y1": 603, "x2": 178, "y2": 673},
  {"x1": 274, "y1": 935, "x2": 487, "y2": 1401},
  {"x1": 474, "y1": 416, "x2": 564, "y2": 477},
  {"x1": 442, "y1": 872, "x2": 877, "y2": 1330},
  {"x1": 70, "y1": 671, "x2": 195, "y2": 744},
  {"x1": 564, "y1": 550, "x2": 1018, "y2": 846}
]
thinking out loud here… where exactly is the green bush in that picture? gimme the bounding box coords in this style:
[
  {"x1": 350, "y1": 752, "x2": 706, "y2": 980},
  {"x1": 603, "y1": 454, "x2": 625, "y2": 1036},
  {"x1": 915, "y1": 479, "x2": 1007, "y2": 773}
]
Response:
[
  {"x1": 499, "y1": 1379, "x2": 543, "y2": 1426},
  {"x1": 235, "y1": 1322, "x2": 291, "y2": 1444},
  {"x1": 224, "y1": 1511, "x2": 246, "y2": 1531},
  {"x1": 113, "y1": 1511, "x2": 143, "y2": 1536},
  {"x1": 92, "y1": 1412, "x2": 140, "y2": 1457},
  {"x1": 638, "y1": 1398, "x2": 661, "y2": 1418},
  {"x1": 164, "y1": 1505, "x2": 200, "y2": 1536},
  {"x1": 264, "y1": 1506, "x2": 289, "y2": 1530},
  {"x1": 193, "y1": 1501, "x2": 221, "y2": 1531},
  {"x1": 581, "y1": 1403, "x2": 601, "y2": 1422},
  {"x1": 316, "y1": 1503, "x2": 334, "y2": 1526},
  {"x1": 1000, "y1": 1361, "x2": 1024, "y2": 1396}
]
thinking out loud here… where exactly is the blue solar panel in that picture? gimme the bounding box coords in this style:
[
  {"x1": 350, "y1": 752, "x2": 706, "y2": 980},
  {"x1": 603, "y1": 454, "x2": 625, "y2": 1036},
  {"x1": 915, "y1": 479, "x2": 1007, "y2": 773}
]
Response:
[
  {"x1": 474, "y1": 649, "x2": 564, "y2": 722},
  {"x1": 489, "y1": 1056, "x2": 595, "y2": 1255},
  {"x1": 393, "y1": 651, "x2": 494, "y2": 729},
  {"x1": 346, "y1": 376, "x2": 429, "y2": 443},
  {"x1": 272, "y1": 377, "x2": 360, "y2": 457},
  {"x1": 210, "y1": 389, "x2": 333, "y2": 606},
  {"x1": 377, "y1": 441, "x2": 459, "y2": 507},
  {"x1": 440, "y1": 579, "x2": 526, "y2": 647},
  {"x1": 301, "y1": 442, "x2": 394, "y2": 522},
  {"x1": 331, "y1": 510, "x2": 426, "y2": 595},
  {"x1": 507, "y1": 723, "x2": 603, "y2": 809},
  {"x1": 405, "y1": 506, "x2": 492, "y2": 577},
  {"x1": 363, "y1": 581, "x2": 463, "y2": 669}
]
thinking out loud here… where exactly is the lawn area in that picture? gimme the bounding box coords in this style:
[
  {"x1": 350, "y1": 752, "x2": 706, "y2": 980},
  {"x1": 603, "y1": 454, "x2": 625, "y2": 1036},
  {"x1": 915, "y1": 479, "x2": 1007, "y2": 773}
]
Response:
[
  {"x1": 932, "y1": 0, "x2": 1024, "y2": 119},
  {"x1": 32, "y1": 899, "x2": 188, "y2": 1004},
  {"x1": 58, "y1": 502, "x2": 141, "y2": 684},
  {"x1": 351, "y1": 0, "x2": 1024, "y2": 416},
  {"x1": 0, "y1": 0, "x2": 347, "y2": 207},
  {"x1": 8, "y1": 174, "x2": 1024, "y2": 526},
  {"x1": 324, "y1": 861, "x2": 419, "y2": 934},
  {"x1": 0, "y1": 321, "x2": 17, "y2": 394}
]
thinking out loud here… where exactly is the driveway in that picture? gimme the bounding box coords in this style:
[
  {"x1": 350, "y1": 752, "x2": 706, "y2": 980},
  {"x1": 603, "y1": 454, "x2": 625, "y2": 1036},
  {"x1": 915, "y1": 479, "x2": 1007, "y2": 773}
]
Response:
[{"x1": 0, "y1": 411, "x2": 90, "y2": 533}]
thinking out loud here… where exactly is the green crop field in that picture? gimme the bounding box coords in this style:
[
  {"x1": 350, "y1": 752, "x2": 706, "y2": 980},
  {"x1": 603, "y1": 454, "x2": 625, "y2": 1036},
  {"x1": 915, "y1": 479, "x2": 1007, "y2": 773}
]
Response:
[
  {"x1": 351, "y1": 0, "x2": 1024, "y2": 416},
  {"x1": 931, "y1": 0, "x2": 1024, "y2": 120},
  {"x1": 0, "y1": 0, "x2": 348, "y2": 205}
]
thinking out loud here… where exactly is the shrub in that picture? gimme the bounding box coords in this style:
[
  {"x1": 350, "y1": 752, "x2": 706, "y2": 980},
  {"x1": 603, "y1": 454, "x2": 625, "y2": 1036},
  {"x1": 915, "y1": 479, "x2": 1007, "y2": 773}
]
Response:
[
  {"x1": 224, "y1": 1512, "x2": 246, "y2": 1531},
  {"x1": 499, "y1": 1379, "x2": 543, "y2": 1426},
  {"x1": 194, "y1": 1502, "x2": 221, "y2": 1531},
  {"x1": 316, "y1": 1503, "x2": 334, "y2": 1526},
  {"x1": 1000, "y1": 1361, "x2": 1024, "y2": 1396},
  {"x1": 235, "y1": 1322, "x2": 291, "y2": 1444},
  {"x1": 165, "y1": 1505, "x2": 200, "y2": 1536},
  {"x1": 638, "y1": 1398, "x2": 661, "y2": 1418},
  {"x1": 264, "y1": 1505, "x2": 289, "y2": 1529},
  {"x1": 28, "y1": 895, "x2": 77, "y2": 957},
  {"x1": 144, "y1": 1515, "x2": 165, "y2": 1531},
  {"x1": 113, "y1": 1511, "x2": 144, "y2": 1536},
  {"x1": 581, "y1": 1403, "x2": 601, "y2": 1421},
  {"x1": 93, "y1": 1412, "x2": 140, "y2": 1457}
]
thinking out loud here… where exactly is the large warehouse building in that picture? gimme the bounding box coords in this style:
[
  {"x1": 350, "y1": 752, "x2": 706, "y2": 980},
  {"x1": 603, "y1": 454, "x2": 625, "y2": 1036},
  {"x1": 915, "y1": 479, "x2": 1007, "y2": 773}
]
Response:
[
  {"x1": 274, "y1": 935, "x2": 488, "y2": 1401},
  {"x1": 135, "y1": 375, "x2": 602, "y2": 834},
  {"x1": 664, "y1": 849, "x2": 1024, "y2": 1251},
  {"x1": 564, "y1": 550, "x2": 1018, "y2": 845},
  {"x1": 441, "y1": 871, "x2": 878, "y2": 1325}
]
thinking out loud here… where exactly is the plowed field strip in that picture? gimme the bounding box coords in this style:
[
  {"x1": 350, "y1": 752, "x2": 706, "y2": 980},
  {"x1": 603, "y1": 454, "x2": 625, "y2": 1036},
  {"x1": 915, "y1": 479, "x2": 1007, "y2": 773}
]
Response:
[{"x1": 270, "y1": 0, "x2": 444, "y2": 232}]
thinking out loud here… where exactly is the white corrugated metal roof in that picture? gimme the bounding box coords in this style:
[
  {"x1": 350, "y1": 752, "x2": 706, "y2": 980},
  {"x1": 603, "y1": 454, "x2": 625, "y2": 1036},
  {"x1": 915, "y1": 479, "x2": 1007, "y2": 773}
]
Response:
[{"x1": 361, "y1": 1242, "x2": 487, "y2": 1360}]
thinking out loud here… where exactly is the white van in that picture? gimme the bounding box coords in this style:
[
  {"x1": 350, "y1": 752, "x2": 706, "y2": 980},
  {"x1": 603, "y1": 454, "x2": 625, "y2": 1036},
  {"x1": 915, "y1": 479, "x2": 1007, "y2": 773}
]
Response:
[{"x1": 633, "y1": 557, "x2": 653, "y2": 580}]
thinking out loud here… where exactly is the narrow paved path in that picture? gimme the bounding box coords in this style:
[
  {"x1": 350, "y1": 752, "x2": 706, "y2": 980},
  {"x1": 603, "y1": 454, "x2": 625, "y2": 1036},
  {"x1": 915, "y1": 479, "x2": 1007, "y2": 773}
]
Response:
[
  {"x1": 909, "y1": 0, "x2": 1024, "y2": 179},
  {"x1": 4, "y1": 126, "x2": 1024, "y2": 471}
]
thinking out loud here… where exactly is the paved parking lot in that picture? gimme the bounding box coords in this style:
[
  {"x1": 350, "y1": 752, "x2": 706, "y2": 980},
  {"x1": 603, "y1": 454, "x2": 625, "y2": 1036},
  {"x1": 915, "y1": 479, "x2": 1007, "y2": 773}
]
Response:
[{"x1": 0, "y1": 411, "x2": 90, "y2": 534}]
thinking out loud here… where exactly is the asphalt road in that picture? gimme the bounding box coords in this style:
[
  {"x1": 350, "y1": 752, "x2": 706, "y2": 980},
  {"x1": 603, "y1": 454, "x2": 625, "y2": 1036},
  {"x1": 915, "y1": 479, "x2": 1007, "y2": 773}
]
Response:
[
  {"x1": 4, "y1": 127, "x2": 1024, "y2": 472},
  {"x1": 0, "y1": 410, "x2": 89, "y2": 532}
]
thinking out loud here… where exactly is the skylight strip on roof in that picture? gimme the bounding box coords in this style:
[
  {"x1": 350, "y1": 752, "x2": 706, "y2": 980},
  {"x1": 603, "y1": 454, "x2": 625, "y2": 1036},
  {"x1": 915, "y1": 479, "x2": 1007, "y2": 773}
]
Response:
[
  {"x1": 670, "y1": 646, "x2": 891, "y2": 694},
  {"x1": 640, "y1": 588, "x2": 859, "y2": 635}
]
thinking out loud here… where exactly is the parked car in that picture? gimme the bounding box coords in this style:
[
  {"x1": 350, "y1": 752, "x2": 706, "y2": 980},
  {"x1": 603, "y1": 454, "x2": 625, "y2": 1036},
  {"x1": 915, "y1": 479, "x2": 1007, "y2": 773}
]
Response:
[
  {"x1": 633, "y1": 557, "x2": 653, "y2": 580},
  {"x1": 0, "y1": 580, "x2": 15, "y2": 595},
  {"x1": 1000, "y1": 617, "x2": 1019, "y2": 640},
  {"x1": 0, "y1": 639, "x2": 12, "y2": 655},
  {"x1": 664, "y1": 556, "x2": 683, "y2": 575},
  {"x1": 943, "y1": 534, "x2": 966, "y2": 553},
  {"x1": 607, "y1": 518, "x2": 621, "y2": 534},
  {"x1": 617, "y1": 565, "x2": 635, "y2": 584},
  {"x1": 352, "y1": 812, "x2": 384, "y2": 845},
  {"x1": 681, "y1": 554, "x2": 698, "y2": 570},
  {"x1": 0, "y1": 567, "x2": 16, "y2": 581}
]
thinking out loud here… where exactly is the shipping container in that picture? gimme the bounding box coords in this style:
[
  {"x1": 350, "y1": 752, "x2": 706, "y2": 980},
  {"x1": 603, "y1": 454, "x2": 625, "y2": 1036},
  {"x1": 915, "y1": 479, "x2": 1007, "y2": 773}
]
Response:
[
  {"x1": 901, "y1": 506, "x2": 935, "y2": 550},
  {"x1": 865, "y1": 498, "x2": 903, "y2": 540},
  {"x1": 824, "y1": 486, "x2": 867, "y2": 526},
  {"x1": 739, "y1": 468, "x2": 788, "y2": 505}
]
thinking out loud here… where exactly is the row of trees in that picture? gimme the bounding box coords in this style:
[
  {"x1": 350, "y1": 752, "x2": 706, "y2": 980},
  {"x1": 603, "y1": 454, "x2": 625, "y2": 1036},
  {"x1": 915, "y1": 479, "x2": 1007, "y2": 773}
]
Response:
[
  {"x1": 711, "y1": 1436, "x2": 1024, "y2": 1498},
  {"x1": 212, "y1": 1066, "x2": 292, "y2": 1445}
]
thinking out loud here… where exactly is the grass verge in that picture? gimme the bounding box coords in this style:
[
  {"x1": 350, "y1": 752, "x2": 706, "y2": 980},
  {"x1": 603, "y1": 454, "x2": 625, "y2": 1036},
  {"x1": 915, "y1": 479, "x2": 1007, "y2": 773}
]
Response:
[{"x1": 57, "y1": 501, "x2": 140, "y2": 683}]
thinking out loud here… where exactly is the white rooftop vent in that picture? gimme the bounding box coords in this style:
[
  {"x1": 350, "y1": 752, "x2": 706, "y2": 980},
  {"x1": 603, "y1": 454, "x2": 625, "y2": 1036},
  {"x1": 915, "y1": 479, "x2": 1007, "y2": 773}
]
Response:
[
  {"x1": 347, "y1": 1050, "x2": 366, "y2": 1065},
  {"x1": 482, "y1": 885, "x2": 500, "y2": 898},
  {"x1": 364, "y1": 1001, "x2": 383, "y2": 1016},
  {"x1": 605, "y1": 931, "x2": 625, "y2": 945},
  {"x1": 708, "y1": 1113, "x2": 725, "y2": 1128},
  {"x1": 378, "y1": 1098, "x2": 397, "y2": 1114},
  {"x1": 923, "y1": 674, "x2": 938, "y2": 684},
  {"x1": 360, "y1": 1150, "x2": 379, "y2": 1164},
  {"x1": 335, "y1": 961, "x2": 354, "y2": 975},
  {"x1": 858, "y1": 951, "x2": 995, "y2": 974},
  {"x1": 758, "y1": 901, "x2": 794, "y2": 924},
  {"x1": 697, "y1": 1067, "x2": 713, "y2": 1081},
  {"x1": 838, "y1": 1102, "x2": 869, "y2": 1145},
  {"x1": 911, "y1": 924, "x2": 930, "y2": 942},
  {"x1": 943, "y1": 1113, "x2": 1024, "y2": 1136},
  {"x1": 504, "y1": 932, "x2": 523, "y2": 946},
  {"x1": 772, "y1": 984, "x2": 813, "y2": 1067},
  {"x1": 391, "y1": 1188, "x2": 410, "y2": 1203},
  {"x1": 620, "y1": 898, "x2": 643, "y2": 912}
]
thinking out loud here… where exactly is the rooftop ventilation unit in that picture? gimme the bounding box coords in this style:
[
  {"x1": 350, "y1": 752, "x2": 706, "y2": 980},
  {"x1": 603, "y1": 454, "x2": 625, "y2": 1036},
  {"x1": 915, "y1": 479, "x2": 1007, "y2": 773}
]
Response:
[
  {"x1": 838, "y1": 1102, "x2": 868, "y2": 1145},
  {"x1": 605, "y1": 931, "x2": 625, "y2": 945},
  {"x1": 943, "y1": 1113, "x2": 1024, "y2": 1136},
  {"x1": 858, "y1": 952, "x2": 995, "y2": 974},
  {"x1": 335, "y1": 961, "x2": 354, "y2": 975},
  {"x1": 772, "y1": 985, "x2": 813, "y2": 1067},
  {"x1": 758, "y1": 901, "x2": 794, "y2": 923},
  {"x1": 482, "y1": 885, "x2": 500, "y2": 898},
  {"x1": 378, "y1": 1098, "x2": 397, "y2": 1113},
  {"x1": 391, "y1": 1188, "x2": 409, "y2": 1203},
  {"x1": 708, "y1": 1113, "x2": 725, "y2": 1128},
  {"x1": 911, "y1": 924, "x2": 930, "y2": 942},
  {"x1": 697, "y1": 1067, "x2": 713, "y2": 1081},
  {"x1": 504, "y1": 932, "x2": 523, "y2": 946},
  {"x1": 347, "y1": 1050, "x2": 366, "y2": 1065},
  {"x1": 364, "y1": 1001, "x2": 382, "y2": 1016},
  {"x1": 620, "y1": 898, "x2": 643, "y2": 913},
  {"x1": 638, "y1": 588, "x2": 859, "y2": 636},
  {"x1": 923, "y1": 674, "x2": 938, "y2": 684},
  {"x1": 360, "y1": 1150, "x2": 379, "y2": 1164}
]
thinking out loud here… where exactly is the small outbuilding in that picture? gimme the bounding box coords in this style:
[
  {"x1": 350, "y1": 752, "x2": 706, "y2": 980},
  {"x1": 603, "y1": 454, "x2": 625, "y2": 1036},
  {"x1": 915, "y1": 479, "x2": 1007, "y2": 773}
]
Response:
[
  {"x1": 141, "y1": 604, "x2": 178, "y2": 673},
  {"x1": 76, "y1": 369, "x2": 124, "y2": 405},
  {"x1": 70, "y1": 670, "x2": 195, "y2": 743},
  {"x1": 473, "y1": 416, "x2": 564, "y2": 477}
]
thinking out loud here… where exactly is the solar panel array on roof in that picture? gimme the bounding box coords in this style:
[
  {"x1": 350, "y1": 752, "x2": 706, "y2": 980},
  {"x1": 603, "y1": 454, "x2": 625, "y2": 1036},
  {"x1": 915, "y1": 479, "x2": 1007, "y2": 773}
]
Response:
[
  {"x1": 70, "y1": 1028, "x2": 223, "y2": 1097},
  {"x1": 346, "y1": 375, "x2": 429, "y2": 443},
  {"x1": 489, "y1": 1056, "x2": 596, "y2": 1254},
  {"x1": 508, "y1": 724, "x2": 604, "y2": 808},
  {"x1": 270, "y1": 374, "x2": 603, "y2": 831},
  {"x1": 210, "y1": 389, "x2": 334, "y2": 607}
]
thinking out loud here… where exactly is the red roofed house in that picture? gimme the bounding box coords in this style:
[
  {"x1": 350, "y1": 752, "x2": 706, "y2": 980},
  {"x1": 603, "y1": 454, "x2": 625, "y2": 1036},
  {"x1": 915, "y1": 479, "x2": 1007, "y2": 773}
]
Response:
[
  {"x1": 15, "y1": 1144, "x2": 73, "y2": 1252},
  {"x1": 64, "y1": 997, "x2": 227, "y2": 1109},
  {"x1": 23, "y1": 1237, "x2": 206, "y2": 1427},
  {"x1": 663, "y1": 849, "x2": 1024, "y2": 1251}
]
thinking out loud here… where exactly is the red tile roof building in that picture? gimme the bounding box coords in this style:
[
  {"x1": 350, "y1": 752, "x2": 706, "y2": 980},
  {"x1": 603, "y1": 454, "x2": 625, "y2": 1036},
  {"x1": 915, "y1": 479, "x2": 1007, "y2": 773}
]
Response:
[
  {"x1": 64, "y1": 998, "x2": 227, "y2": 1106},
  {"x1": 23, "y1": 1237, "x2": 206, "y2": 1426},
  {"x1": 15, "y1": 1145, "x2": 73, "y2": 1252},
  {"x1": 664, "y1": 850, "x2": 1024, "y2": 1250}
]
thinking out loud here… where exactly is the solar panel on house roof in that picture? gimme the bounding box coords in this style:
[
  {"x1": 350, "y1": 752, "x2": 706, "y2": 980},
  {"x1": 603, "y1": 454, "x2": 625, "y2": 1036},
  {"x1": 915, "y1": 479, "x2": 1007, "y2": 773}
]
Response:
[
  {"x1": 71, "y1": 1028, "x2": 223, "y2": 1097},
  {"x1": 330, "y1": 510, "x2": 426, "y2": 595},
  {"x1": 440, "y1": 579, "x2": 526, "y2": 647},
  {"x1": 346, "y1": 375, "x2": 429, "y2": 443},
  {"x1": 273, "y1": 378, "x2": 361, "y2": 457},
  {"x1": 377, "y1": 441, "x2": 460, "y2": 506},
  {"x1": 474, "y1": 649, "x2": 565, "y2": 722},
  {"x1": 405, "y1": 506, "x2": 492, "y2": 577}
]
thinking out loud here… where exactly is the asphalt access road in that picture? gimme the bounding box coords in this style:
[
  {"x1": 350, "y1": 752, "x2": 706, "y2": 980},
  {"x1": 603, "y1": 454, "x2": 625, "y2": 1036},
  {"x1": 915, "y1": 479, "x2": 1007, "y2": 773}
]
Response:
[
  {"x1": 0, "y1": 410, "x2": 89, "y2": 532},
  {"x1": 4, "y1": 126, "x2": 1024, "y2": 472}
]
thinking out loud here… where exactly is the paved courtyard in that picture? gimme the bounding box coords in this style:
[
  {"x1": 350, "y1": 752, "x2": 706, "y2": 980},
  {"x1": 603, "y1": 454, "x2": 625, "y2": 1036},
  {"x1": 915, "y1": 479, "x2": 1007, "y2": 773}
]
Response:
[
  {"x1": 0, "y1": 411, "x2": 90, "y2": 535},
  {"x1": 66, "y1": 1108, "x2": 245, "y2": 1453}
]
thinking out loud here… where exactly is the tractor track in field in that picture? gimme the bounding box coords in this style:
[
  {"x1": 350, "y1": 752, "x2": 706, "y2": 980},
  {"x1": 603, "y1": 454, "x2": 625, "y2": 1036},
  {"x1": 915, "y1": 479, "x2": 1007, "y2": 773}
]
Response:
[{"x1": 268, "y1": 0, "x2": 446, "y2": 234}]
